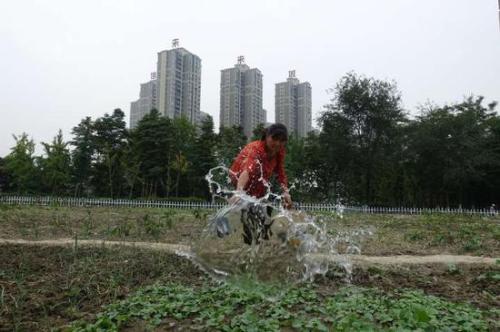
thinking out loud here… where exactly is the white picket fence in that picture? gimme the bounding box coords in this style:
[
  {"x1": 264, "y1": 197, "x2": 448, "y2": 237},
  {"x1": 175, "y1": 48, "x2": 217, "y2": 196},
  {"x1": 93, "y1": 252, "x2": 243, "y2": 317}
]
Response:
[{"x1": 0, "y1": 195, "x2": 498, "y2": 216}]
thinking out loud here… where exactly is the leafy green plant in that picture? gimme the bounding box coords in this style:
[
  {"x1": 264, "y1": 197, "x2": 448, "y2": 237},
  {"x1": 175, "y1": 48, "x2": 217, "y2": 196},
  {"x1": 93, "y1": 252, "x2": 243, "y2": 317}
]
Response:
[
  {"x1": 142, "y1": 214, "x2": 161, "y2": 239},
  {"x1": 160, "y1": 210, "x2": 176, "y2": 229},
  {"x1": 109, "y1": 221, "x2": 132, "y2": 237},
  {"x1": 140, "y1": 212, "x2": 176, "y2": 240},
  {"x1": 476, "y1": 271, "x2": 500, "y2": 282},
  {"x1": 462, "y1": 237, "x2": 483, "y2": 252},
  {"x1": 447, "y1": 263, "x2": 460, "y2": 275},
  {"x1": 431, "y1": 232, "x2": 454, "y2": 245},
  {"x1": 70, "y1": 282, "x2": 491, "y2": 331},
  {"x1": 82, "y1": 209, "x2": 94, "y2": 236},
  {"x1": 192, "y1": 208, "x2": 209, "y2": 222},
  {"x1": 404, "y1": 230, "x2": 426, "y2": 242}
]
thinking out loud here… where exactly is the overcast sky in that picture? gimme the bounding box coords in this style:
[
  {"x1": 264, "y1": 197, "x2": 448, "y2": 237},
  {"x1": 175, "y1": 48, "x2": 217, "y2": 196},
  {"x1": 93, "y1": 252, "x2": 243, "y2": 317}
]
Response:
[{"x1": 1, "y1": 0, "x2": 499, "y2": 156}]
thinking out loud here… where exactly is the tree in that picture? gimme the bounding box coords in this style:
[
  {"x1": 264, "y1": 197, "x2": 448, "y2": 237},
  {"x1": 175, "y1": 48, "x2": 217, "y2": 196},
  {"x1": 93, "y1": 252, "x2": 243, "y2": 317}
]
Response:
[
  {"x1": 217, "y1": 126, "x2": 247, "y2": 166},
  {"x1": 484, "y1": 109, "x2": 500, "y2": 205},
  {"x1": 0, "y1": 157, "x2": 8, "y2": 193},
  {"x1": 92, "y1": 109, "x2": 128, "y2": 198},
  {"x1": 129, "y1": 109, "x2": 172, "y2": 198},
  {"x1": 121, "y1": 140, "x2": 141, "y2": 199},
  {"x1": 70, "y1": 117, "x2": 95, "y2": 196},
  {"x1": 3, "y1": 133, "x2": 39, "y2": 194},
  {"x1": 191, "y1": 115, "x2": 217, "y2": 199},
  {"x1": 170, "y1": 117, "x2": 196, "y2": 197},
  {"x1": 171, "y1": 152, "x2": 189, "y2": 197},
  {"x1": 300, "y1": 131, "x2": 325, "y2": 201},
  {"x1": 283, "y1": 135, "x2": 305, "y2": 193},
  {"x1": 314, "y1": 112, "x2": 355, "y2": 200},
  {"x1": 321, "y1": 72, "x2": 407, "y2": 204},
  {"x1": 39, "y1": 129, "x2": 71, "y2": 195},
  {"x1": 406, "y1": 96, "x2": 499, "y2": 207},
  {"x1": 251, "y1": 123, "x2": 266, "y2": 141}
]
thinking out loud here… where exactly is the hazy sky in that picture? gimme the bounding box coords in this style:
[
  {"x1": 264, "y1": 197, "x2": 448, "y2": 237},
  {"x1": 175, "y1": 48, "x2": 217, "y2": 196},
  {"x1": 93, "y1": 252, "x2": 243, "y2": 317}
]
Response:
[{"x1": 1, "y1": 0, "x2": 499, "y2": 156}]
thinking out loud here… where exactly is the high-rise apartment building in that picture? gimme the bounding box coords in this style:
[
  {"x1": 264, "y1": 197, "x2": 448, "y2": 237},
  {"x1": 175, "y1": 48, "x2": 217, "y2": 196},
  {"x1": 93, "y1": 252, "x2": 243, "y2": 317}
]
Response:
[
  {"x1": 220, "y1": 56, "x2": 265, "y2": 139},
  {"x1": 157, "y1": 39, "x2": 201, "y2": 125},
  {"x1": 275, "y1": 70, "x2": 312, "y2": 138},
  {"x1": 130, "y1": 73, "x2": 157, "y2": 129}
]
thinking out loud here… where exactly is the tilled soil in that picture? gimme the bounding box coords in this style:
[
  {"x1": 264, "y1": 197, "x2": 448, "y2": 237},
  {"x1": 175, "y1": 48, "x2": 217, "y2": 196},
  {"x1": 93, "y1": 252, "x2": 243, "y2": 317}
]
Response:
[
  {"x1": 1, "y1": 206, "x2": 499, "y2": 257},
  {"x1": 0, "y1": 206, "x2": 499, "y2": 331},
  {"x1": 1, "y1": 239, "x2": 498, "y2": 331},
  {"x1": 317, "y1": 263, "x2": 500, "y2": 311},
  {"x1": 0, "y1": 206, "x2": 206, "y2": 245},
  {"x1": 0, "y1": 244, "x2": 204, "y2": 332}
]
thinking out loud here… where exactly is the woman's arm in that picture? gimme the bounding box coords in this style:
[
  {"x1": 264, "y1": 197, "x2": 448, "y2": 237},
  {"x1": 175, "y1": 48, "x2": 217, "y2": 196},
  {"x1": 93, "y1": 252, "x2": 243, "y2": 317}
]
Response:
[{"x1": 236, "y1": 170, "x2": 250, "y2": 191}]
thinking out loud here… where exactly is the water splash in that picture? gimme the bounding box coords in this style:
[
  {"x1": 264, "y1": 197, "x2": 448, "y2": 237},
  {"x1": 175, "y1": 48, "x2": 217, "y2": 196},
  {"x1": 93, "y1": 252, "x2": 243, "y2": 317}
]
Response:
[{"x1": 189, "y1": 166, "x2": 371, "y2": 283}]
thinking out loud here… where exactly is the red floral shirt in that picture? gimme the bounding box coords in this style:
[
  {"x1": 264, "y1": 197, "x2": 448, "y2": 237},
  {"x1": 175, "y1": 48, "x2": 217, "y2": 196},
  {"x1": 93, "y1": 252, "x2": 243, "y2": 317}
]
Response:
[{"x1": 229, "y1": 140, "x2": 288, "y2": 198}]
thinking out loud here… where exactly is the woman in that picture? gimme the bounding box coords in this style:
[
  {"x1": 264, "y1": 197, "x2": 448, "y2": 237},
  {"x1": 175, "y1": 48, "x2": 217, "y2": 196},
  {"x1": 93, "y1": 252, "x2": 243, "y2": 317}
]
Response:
[
  {"x1": 226, "y1": 123, "x2": 293, "y2": 244},
  {"x1": 229, "y1": 123, "x2": 292, "y2": 208}
]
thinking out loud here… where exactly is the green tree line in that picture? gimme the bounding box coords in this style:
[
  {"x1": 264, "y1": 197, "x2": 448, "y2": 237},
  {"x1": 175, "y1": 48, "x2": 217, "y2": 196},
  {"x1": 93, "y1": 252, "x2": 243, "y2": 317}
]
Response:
[{"x1": 1, "y1": 72, "x2": 499, "y2": 208}]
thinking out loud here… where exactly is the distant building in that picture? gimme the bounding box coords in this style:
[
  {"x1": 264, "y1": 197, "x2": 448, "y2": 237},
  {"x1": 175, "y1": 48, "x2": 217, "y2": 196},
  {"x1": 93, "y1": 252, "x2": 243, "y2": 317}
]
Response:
[
  {"x1": 156, "y1": 39, "x2": 201, "y2": 125},
  {"x1": 275, "y1": 70, "x2": 312, "y2": 138},
  {"x1": 130, "y1": 75, "x2": 157, "y2": 129},
  {"x1": 220, "y1": 56, "x2": 265, "y2": 140}
]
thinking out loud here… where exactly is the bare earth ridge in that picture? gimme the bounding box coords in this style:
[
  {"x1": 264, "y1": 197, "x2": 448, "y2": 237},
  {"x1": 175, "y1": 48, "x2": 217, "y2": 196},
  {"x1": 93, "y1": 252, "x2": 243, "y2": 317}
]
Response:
[{"x1": 2, "y1": 238, "x2": 497, "y2": 266}]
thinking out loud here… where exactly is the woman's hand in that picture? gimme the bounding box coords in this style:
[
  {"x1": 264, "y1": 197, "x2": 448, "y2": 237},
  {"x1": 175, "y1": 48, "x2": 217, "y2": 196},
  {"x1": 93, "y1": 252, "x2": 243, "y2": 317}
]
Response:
[
  {"x1": 282, "y1": 192, "x2": 293, "y2": 209},
  {"x1": 228, "y1": 194, "x2": 241, "y2": 205},
  {"x1": 228, "y1": 190, "x2": 245, "y2": 205}
]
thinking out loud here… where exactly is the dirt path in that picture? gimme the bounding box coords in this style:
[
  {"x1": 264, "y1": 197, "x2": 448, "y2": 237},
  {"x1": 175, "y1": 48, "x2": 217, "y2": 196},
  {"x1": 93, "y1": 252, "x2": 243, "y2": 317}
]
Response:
[
  {"x1": 320, "y1": 254, "x2": 498, "y2": 265},
  {"x1": 1, "y1": 238, "x2": 498, "y2": 266},
  {"x1": 0, "y1": 238, "x2": 190, "y2": 253}
]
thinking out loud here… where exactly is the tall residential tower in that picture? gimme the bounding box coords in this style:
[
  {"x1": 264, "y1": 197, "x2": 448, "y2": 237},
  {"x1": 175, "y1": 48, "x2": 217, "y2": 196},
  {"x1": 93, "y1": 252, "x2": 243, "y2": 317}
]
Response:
[
  {"x1": 130, "y1": 73, "x2": 157, "y2": 129},
  {"x1": 220, "y1": 56, "x2": 265, "y2": 139},
  {"x1": 156, "y1": 39, "x2": 201, "y2": 124},
  {"x1": 275, "y1": 70, "x2": 312, "y2": 138}
]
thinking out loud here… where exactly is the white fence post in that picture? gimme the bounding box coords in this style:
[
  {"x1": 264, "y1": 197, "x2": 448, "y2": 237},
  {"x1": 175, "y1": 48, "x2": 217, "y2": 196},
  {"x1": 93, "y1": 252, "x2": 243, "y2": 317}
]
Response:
[{"x1": 1, "y1": 195, "x2": 496, "y2": 216}]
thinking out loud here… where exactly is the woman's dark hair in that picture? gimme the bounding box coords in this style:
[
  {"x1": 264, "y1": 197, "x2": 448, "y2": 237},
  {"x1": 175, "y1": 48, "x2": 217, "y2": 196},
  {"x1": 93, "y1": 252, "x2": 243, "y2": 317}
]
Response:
[{"x1": 261, "y1": 123, "x2": 288, "y2": 141}]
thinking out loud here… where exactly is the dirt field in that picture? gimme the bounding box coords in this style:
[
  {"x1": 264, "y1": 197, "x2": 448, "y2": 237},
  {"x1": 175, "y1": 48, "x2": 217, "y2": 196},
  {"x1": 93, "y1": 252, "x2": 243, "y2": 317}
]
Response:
[
  {"x1": 0, "y1": 205, "x2": 498, "y2": 256},
  {"x1": 0, "y1": 245, "x2": 204, "y2": 331},
  {"x1": 1, "y1": 243, "x2": 498, "y2": 331},
  {"x1": 0, "y1": 205, "x2": 498, "y2": 331},
  {"x1": 0, "y1": 205, "x2": 207, "y2": 245},
  {"x1": 326, "y1": 212, "x2": 500, "y2": 257}
]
